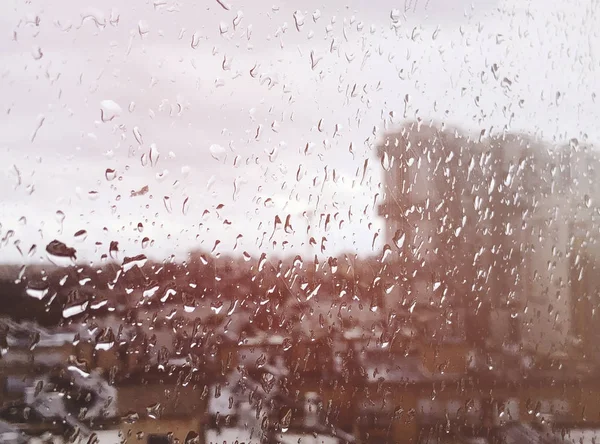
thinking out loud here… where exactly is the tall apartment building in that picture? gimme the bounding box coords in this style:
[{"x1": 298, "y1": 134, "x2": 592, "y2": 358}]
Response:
[{"x1": 376, "y1": 120, "x2": 595, "y2": 356}]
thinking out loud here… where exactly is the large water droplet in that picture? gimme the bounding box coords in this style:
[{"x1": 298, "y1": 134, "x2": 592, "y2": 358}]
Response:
[
  {"x1": 73, "y1": 230, "x2": 87, "y2": 242},
  {"x1": 25, "y1": 281, "x2": 50, "y2": 300},
  {"x1": 46, "y1": 240, "x2": 76, "y2": 265},
  {"x1": 209, "y1": 144, "x2": 227, "y2": 162},
  {"x1": 122, "y1": 254, "x2": 148, "y2": 272},
  {"x1": 63, "y1": 300, "x2": 89, "y2": 318},
  {"x1": 100, "y1": 100, "x2": 122, "y2": 122}
]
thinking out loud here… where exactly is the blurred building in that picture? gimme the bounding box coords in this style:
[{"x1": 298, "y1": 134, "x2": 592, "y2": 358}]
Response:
[{"x1": 376, "y1": 120, "x2": 600, "y2": 357}]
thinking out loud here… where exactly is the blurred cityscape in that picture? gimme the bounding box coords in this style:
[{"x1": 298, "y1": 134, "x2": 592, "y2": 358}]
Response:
[{"x1": 1, "y1": 120, "x2": 599, "y2": 443}]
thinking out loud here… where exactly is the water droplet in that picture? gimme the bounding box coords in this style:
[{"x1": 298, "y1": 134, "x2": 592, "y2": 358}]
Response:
[
  {"x1": 30, "y1": 114, "x2": 46, "y2": 142},
  {"x1": 74, "y1": 230, "x2": 87, "y2": 242},
  {"x1": 392, "y1": 230, "x2": 405, "y2": 249},
  {"x1": 105, "y1": 169, "x2": 117, "y2": 181},
  {"x1": 233, "y1": 11, "x2": 243, "y2": 29},
  {"x1": 109, "y1": 241, "x2": 119, "y2": 259},
  {"x1": 258, "y1": 253, "x2": 267, "y2": 272},
  {"x1": 149, "y1": 144, "x2": 160, "y2": 167},
  {"x1": 381, "y1": 244, "x2": 392, "y2": 262},
  {"x1": 209, "y1": 144, "x2": 226, "y2": 162},
  {"x1": 163, "y1": 196, "x2": 172, "y2": 213},
  {"x1": 138, "y1": 20, "x2": 149, "y2": 36},
  {"x1": 122, "y1": 411, "x2": 140, "y2": 424},
  {"x1": 133, "y1": 126, "x2": 143, "y2": 144},
  {"x1": 293, "y1": 10, "x2": 305, "y2": 31},
  {"x1": 147, "y1": 403, "x2": 162, "y2": 420},
  {"x1": 191, "y1": 31, "x2": 201, "y2": 49},
  {"x1": 100, "y1": 100, "x2": 122, "y2": 122},
  {"x1": 210, "y1": 300, "x2": 223, "y2": 314},
  {"x1": 31, "y1": 46, "x2": 43, "y2": 60},
  {"x1": 46, "y1": 240, "x2": 76, "y2": 265},
  {"x1": 310, "y1": 51, "x2": 321, "y2": 70},
  {"x1": 63, "y1": 300, "x2": 89, "y2": 318},
  {"x1": 95, "y1": 328, "x2": 115, "y2": 350},
  {"x1": 256, "y1": 354, "x2": 267, "y2": 368},
  {"x1": 122, "y1": 254, "x2": 148, "y2": 272},
  {"x1": 25, "y1": 281, "x2": 49, "y2": 300},
  {"x1": 215, "y1": 0, "x2": 230, "y2": 10},
  {"x1": 81, "y1": 9, "x2": 107, "y2": 28},
  {"x1": 381, "y1": 151, "x2": 392, "y2": 171}
]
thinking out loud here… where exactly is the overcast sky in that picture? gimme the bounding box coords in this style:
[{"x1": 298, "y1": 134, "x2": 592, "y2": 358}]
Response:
[{"x1": 0, "y1": 0, "x2": 598, "y2": 266}]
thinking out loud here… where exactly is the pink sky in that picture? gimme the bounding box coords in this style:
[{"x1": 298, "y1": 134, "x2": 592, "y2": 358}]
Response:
[{"x1": 0, "y1": 0, "x2": 598, "y2": 265}]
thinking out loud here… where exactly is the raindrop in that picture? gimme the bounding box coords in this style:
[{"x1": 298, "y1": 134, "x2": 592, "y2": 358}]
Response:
[
  {"x1": 31, "y1": 46, "x2": 43, "y2": 60},
  {"x1": 55, "y1": 210, "x2": 65, "y2": 234},
  {"x1": 211, "y1": 300, "x2": 224, "y2": 314},
  {"x1": 555, "y1": 91, "x2": 563, "y2": 106},
  {"x1": 46, "y1": 240, "x2": 76, "y2": 265},
  {"x1": 138, "y1": 20, "x2": 149, "y2": 36},
  {"x1": 256, "y1": 354, "x2": 267, "y2": 367},
  {"x1": 293, "y1": 10, "x2": 305, "y2": 31},
  {"x1": 133, "y1": 127, "x2": 143, "y2": 144},
  {"x1": 25, "y1": 281, "x2": 49, "y2": 300},
  {"x1": 185, "y1": 431, "x2": 200, "y2": 444},
  {"x1": 191, "y1": 32, "x2": 201, "y2": 49},
  {"x1": 109, "y1": 241, "x2": 119, "y2": 259},
  {"x1": 183, "y1": 296, "x2": 197, "y2": 313},
  {"x1": 215, "y1": 0, "x2": 230, "y2": 10},
  {"x1": 209, "y1": 144, "x2": 227, "y2": 162},
  {"x1": 500, "y1": 77, "x2": 512, "y2": 91},
  {"x1": 100, "y1": 100, "x2": 122, "y2": 122},
  {"x1": 122, "y1": 254, "x2": 148, "y2": 272},
  {"x1": 74, "y1": 230, "x2": 87, "y2": 242},
  {"x1": 149, "y1": 144, "x2": 160, "y2": 167},
  {"x1": 163, "y1": 196, "x2": 172, "y2": 213},
  {"x1": 63, "y1": 300, "x2": 89, "y2": 318},
  {"x1": 284, "y1": 215, "x2": 293, "y2": 234},
  {"x1": 381, "y1": 244, "x2": 392, "y2": 262},
  {"x1": 233, "y1": 11, "x2": 243, "y2": 29},
  {"x1": 95, "y1": 328, "x2": 115, "y2": 350},
  {"x1": 393, "y1": 230, "x2": 405, "y2": 249},
  {"x1": 258, "y1": 253, "x2": 267, "y2": 272},
  {"x1": 310, "y1": 51, "x2": 321, "y2": 70},
  {"x1": 381, "y1": 151, "x2": 392, "y2": 171},
  {"x1": 122, "y1": 412, "x2": 140, "y2": 424},
  {"x1": 143, "y1": 285, "x2": 160, "y2": 299},
  {"x1": 105, "y1": 169, "x2": 117, "y2": 181}
]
